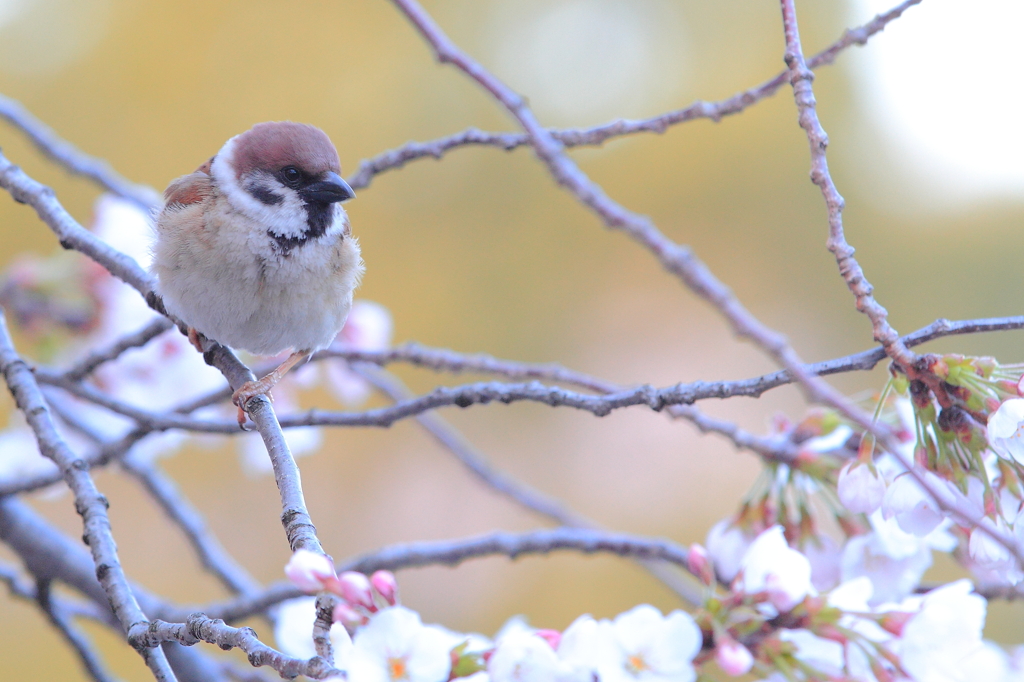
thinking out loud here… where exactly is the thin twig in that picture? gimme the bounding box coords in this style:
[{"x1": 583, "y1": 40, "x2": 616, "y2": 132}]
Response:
[
  {"x1": 63, "y1": 318, "x2": 173, "y2": 382},
  {"x1": 35, "y1": 578, "x2": 124, "y2": 682},
  {"x1": 780, "y1": 0, "x2": 913, "y2": 369},
  {"x1": 121, "y1": 456, "x2": 264, "y2": 597},
  {"x1": 339, "y1": 527, "x2": 692, "y2": 573},
  {"x1": 775, "y1": 0, "x2": 1024, "y2": 566},
  {"x1": 353, "y1": 363, "x2": 703, "y2": 604}
]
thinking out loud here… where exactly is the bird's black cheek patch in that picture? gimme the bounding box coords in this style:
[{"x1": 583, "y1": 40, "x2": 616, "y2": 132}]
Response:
[{"x1": 248, "y1": 184, "x2": 283, "y2": 206}]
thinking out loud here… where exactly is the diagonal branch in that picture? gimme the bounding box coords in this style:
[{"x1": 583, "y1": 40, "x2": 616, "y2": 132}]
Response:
[
  {"x1": 0, "y1": 310, "x2": 177, "y2": 681},
  {"x1": 386, "y1": 0, "x2": 892, "y2": 430}
]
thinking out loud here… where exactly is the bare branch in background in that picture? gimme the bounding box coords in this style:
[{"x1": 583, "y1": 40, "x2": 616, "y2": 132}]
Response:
[
  {"x1": 339, "y1": 527, "x2": 693, "y2": 574},
  {"x1": 348, "y1": 0, "x2": 923, "y2": 189},
  {"x1": 0, "y1": 94, "x2": 162, "y2": 210}
]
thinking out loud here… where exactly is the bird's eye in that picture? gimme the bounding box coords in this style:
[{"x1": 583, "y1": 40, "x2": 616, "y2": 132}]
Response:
[{"x1": 281, "y1": 166, "x2": 302, "y2": 186}]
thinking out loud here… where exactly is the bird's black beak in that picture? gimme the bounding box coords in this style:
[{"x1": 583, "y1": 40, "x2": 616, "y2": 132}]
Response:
[{"x1": 300, "y1": 172, "x2": 355, "y2": 204}]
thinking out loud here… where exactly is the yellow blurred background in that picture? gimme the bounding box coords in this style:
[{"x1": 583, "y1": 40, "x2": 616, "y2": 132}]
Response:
[{"x1": 1, "y1": 0, "x2": 1023, "y2": 679}]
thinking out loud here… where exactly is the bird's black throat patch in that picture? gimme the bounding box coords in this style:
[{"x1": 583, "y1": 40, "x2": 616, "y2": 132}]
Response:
[{"x1": 267, "y1": 204, "x2": 335, "y2": 255}]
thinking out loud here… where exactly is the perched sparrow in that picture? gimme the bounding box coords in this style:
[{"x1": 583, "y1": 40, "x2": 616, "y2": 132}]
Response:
[{"x1": 152, "y1": 121, "x2": 364, "y2": 425}]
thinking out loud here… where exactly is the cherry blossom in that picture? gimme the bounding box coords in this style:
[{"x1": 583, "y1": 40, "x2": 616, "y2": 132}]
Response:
[
  {"x1": 560, "y1": 606, "x2": 702, "y2": 682},
  {"x1": 347, "y1": 606, "x2": 453, "y2": 682},
  {"x1": 881, "y1": 471, "x2": 949, "y2": 536},
  {"x1": 987, "y1": 398, "x2": 1024, "y2": 464},
  {"x1": 325, "y1": 300, "x2": 394, "y2": 405},
  {"x1": 491, "y1": 630, "x2": 587, "y2": 682},
  {"x1": 837, "y1": 461, "x2": 886, "y2": 514},
  {"x1": 895, "y1": 580, "x2": 988, "y2": 682},
  {"x1": 705, "y1": 519, "x2": 754, "y2": 583},
  {"x1": 841, "y1": 511, "x2": 955, "y2": 606},
  {"x1": 738, "y1": 526, "x2": 814, "y2": 611}
]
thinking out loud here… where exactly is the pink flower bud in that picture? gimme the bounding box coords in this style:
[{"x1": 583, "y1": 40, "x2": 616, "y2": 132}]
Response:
[
  {"x1": 879, "y1": 611, "x2": 914, "y2": 637},
  {"x1": 715, "y1": 638, "x2": 754, "y2": 677},
  {"x1": 687, "y1": 544, "x2": 714, "y2": 586},
  {"x1": 331, "y1": 601, "x2": 367, "y2": 628},
  {"x1": 284, "y1": 550, "x2": 336, "y2": 593},
  {"x1": 370, "y1": 570, "x2": 399, "y2": 605},
  {"x1": 534, "y1": 629, "x2": 561, "y2": 650},
  {"x1": 333, "y1": 571, "x2": 374, "y2": 610}
]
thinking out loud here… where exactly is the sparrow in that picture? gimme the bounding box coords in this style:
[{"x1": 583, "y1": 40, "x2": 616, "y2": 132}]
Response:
[{"x1": 152, "y1": 121, "x2": 364, "y2": 425}]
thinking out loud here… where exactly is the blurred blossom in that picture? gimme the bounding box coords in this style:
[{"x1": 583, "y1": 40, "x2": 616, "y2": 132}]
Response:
[
  {"x1": 0, "y1": 251, "x2": 104, "y2": 360},
  {"x1": 987, "y1": 398, "x2": 1024, "y2": 465},
  {"x1": 488, "y1": 0, "x2": 687, "y2": 126},
  {"x1": 714, "y1": 637, "x2": 753, "y2": 677},
  {"x1": 325, "y1": 300, "x2": 393, "y2": 405},
  {"x1": 738, "y1": 526, "x2": 814, "y2": 612},
  {"x1": 86, "y1": 196, "x2": 223, "y2": 461},
  {"x1": 837, "y1": 462, "x2": 886, "y2": 515},
  {"x1": 0, "y1": 418, "x2": 58, "y2": 485},
  {"x1": 841, "y1": 511, "x2": 955, "y2": 606},
  {"x1": 851, "y1": 0, "x2": 1024, "y2": 203},
  {"x1": 705, "y1": 519, "x2": 754, "y2": 584},
  {"x1": 798, "y1": 534, "x2": 842, "y2": 592},
  {"x1": 777, "y1": 629, "x2": 844, "y2": 678},
  {"x1": 589, "y1": 605, "x2": 701, "y2": 682},
  {"x1": 895, "y1": 580, "x2": 988, "y2": 682},
  {"x1": 491, "y1": 629, "x2": 586, "y2": 682},
  {"x1": 881, "y1": 470, "x2": 947, "y2": 536}
]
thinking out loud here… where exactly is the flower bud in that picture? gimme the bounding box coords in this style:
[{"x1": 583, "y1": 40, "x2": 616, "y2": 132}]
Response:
[
  {"x1": 284, "y1": 550, "x2": 336, "y2": 593},
  {"x1": 879, "y1": 611, "x2": 914, "y2": 637},
  {"x1": 370, "y1": 570, "x2": 399, "y2": 605},
  {"x1": 687, "y1": 544, "x2": 714, "y2": 586},
  {"x1": 334, "y1": 571, "x2": 374, "y2": 610},
  {"x1": 715, "y1": 638, "x2": 753, "y2": 676},
  {"x1": 331, "y1": 601, "x2": 367, "y2": 629}
]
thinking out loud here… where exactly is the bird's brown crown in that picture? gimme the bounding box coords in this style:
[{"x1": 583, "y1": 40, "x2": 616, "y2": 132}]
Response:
[{"x1": 229, "y1": 121, "x2": 340, "y2": 179}]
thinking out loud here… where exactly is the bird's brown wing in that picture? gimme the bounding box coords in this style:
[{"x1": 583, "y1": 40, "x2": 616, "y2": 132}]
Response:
[{"x1": 163, "y1": 165, "x2": 214, "y2": 210}]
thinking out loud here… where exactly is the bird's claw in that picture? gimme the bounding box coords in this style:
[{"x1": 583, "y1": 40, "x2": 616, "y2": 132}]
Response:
[
  {"x1": 232, "y1": 380, "x2": 275, "y2": 428},
  {"x1": 187, "y1": 327, "x2": 205, "y2": 353}
]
